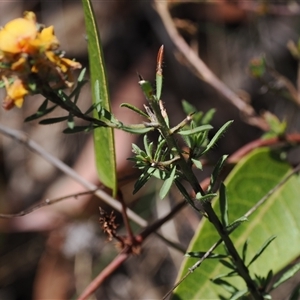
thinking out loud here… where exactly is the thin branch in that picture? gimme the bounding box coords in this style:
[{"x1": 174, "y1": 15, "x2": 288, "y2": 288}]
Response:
[
  {"x1": 154, "y1": 1, "x2": 269, "y2": 131},
  {"x1": 227, "y1": 133, "x2": 300, "y2": 164},
  {"x1": 77, "y1": 199, "x2": 187, "y2": 300},
  {"x1": 0, "y1": 190, "x2": 97, "y2": 218},
  {"x1": 162, "y1": 239, "x2": 222, "y2": 300},
  {"x1": 0, "y1": 123, "x2": 187, "y2": 254},
  {"x1": 77, "y1": 251, "x2": 129, "y2": 300},
  {"x1": 244, "y1": 163, "x2": 300, "y2": 219},
  {"x1": 0, "y1": 123, "x2": 147, "y2": 227}
]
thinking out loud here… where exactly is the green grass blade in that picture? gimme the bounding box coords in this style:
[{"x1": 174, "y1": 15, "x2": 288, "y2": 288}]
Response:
[{"x1": 82, "y1": 0, "x2": 117, "y2": 196}]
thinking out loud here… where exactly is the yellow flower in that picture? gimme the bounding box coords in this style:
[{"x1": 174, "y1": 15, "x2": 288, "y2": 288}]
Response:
[
  {"x1": 0, "y1": 17, "x2": 37, "y2": 55},
  {"x1": 30, "y1": 26, "x2": 59, "y2": 52},
  {"x1": 2, "y1": 77, "x2": 29, "y2": 109},
  {"x1": 0, "y1": 11, "x2": 82, "y2": 109},
  {"x1": 0, "y1": 12, "x2": 59, "y2": 56},
  {"x1": 45, "y1": 51, "x2": 81, "y2": 73}
]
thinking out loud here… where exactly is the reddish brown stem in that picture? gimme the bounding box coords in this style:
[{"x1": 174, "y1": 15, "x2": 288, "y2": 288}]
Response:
[{"x1": 77, "y1": 251, "x2": 129, "y2": 300}]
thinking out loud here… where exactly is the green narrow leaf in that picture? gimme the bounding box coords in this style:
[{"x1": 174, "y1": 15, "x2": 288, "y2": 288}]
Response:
[
  {"x1": 207, "y1": 155, "x2": 228, "y2": 193},
  {"x1": 229, "y1": 289, "x2": 249, "y2": 300},
  {"x1": 121, "y1": 125, "x2": 153, "y2": 134},
  {"x1": 201, "y1": 120, "x2": 233, "y2": 155},
  {"x1": 191, "y1": 158, "x2": 202, "y2": 170},
  {"x1": 63, "y1": 125, "x2": 93, "y2": 134},
  {"x1": 219, "y1": 183, "x2": 228, "y2": 227},
  {"x1": 201, "y1": 108, "x2": 216, "y2": 125},
  {"x1": 271, "y1": 262, "x2": 300, "y2": 290},
  {"x1": 185, "y1": 252, "x2": 228, "y2": 259},
  {"x1": 195, "y1": 193, "x2": 217, "y2": 202},
  {"x1": 143, "y1": 135, "x2": 152, "y2": 158},
  {"x1": 39, "y1": 116, "x2": 69, "y2": 124},
  {"x1": 133, "y1": 168, "x2": 154, "y2": 194},
  {"x1": 182, "y1": 100, "x2": 197, "y2": 115},
  {"x1": 82, "y1": 0, "x2": 117, "y2": 196},
  {"x1": 242, "y1": 240, "x2": 248, "y2": 263},
  {"x1": 211, "y1": 278, "x2": 238, "y2": 294},
  {"x1": 120, "y1": 103, "x2": 150, "y2": 119},
  {"x1": 177, "y1": 124, "x2": 213, "y2": 136},
  {"x1": 219, "y1": 259, "x2": 236, "y2": 271},
  {"x1": 226, "y1": 216, "x2": 248, "y2": 232},
  {"x1": 25, "y1": 100, "x2": 57, "y2": 122},
  {"x1": 159, "y1": 166, "x2": 176, "y2": 199},
  {"x1": 67, "y1": 114, "x2": 75, "y2": 129},
  {"x1": 139, "y1": 79, "x2": 155, "y2": 101},
  {"x1": 175, "y1": 180, "x2": 199, "y2": 211},
  {"x1": 247, "y1": 235, "x2": 276, "y2": 267}
]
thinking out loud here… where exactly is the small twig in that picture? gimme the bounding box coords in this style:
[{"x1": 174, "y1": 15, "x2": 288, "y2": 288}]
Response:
[
  {"x1": 118, "y1": 191, "x2": 135, "y2": 242},
  {"x1": 0, "y1": 123, "x2": 147, "y2": 227},
  {"x1": 0, "y1": 190, "x2": 97, "y2": 218},
  {"x1": 77, "y1": 250, "x2": 129, "y2": 300},
  {"x1": 162, "y1": 239, "x2": 222, "y2": 300},
  {"x1": 245, "y1": 163, "x2": 300, "y2": 219},
  {"x1": 78, "y1": 199, "x2": 187, "y2": 300},
  {"x1": 154, "y1": 1, "x2": 269, "y2": 131},
  {"x1": 227, "y1": 133, "x2": 300, "y2": 164}
]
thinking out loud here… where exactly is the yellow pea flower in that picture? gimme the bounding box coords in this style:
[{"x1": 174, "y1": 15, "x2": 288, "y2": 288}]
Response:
[
  {"x1": 0, "y1": 11, "x2": 82, "y2": 109},
  {"x1": 45, "y1": 51, "x2": 81, "y2": 73},
  {"x1": 2, "y1": 77, "x2": 29, "y2": 109},
  {"x1": 0, "y1": 18, "x2": 37, "y2": 55}
]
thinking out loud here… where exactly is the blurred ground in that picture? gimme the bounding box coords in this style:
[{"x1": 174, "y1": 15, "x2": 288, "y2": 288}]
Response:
[{"x1": 0, "y1": 1, "x2": 300, "y2": 299}]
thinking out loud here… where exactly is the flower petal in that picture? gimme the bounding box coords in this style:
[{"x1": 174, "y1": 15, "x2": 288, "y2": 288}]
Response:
[{"x1": 0, "y1": 18, "x2": 37, "y2": 54}]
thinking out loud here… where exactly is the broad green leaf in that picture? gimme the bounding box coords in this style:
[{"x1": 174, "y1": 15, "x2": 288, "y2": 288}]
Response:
[
  {"x1": 173, "y1": 148, "x2": 300, "y2": 299},
  {"x1": 82, "y1": 0, "x2": 117, "y2": 196}
]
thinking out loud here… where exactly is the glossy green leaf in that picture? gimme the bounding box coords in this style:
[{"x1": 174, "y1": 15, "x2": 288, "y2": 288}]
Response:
[
  {"x1": 82, "y1": 0, "x2": 117, "y2": 196},
  {"x1": 173, "y1": 148, "x2": 300, "y2": 299}
]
